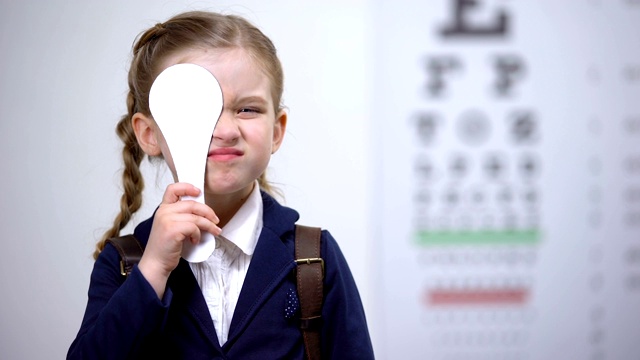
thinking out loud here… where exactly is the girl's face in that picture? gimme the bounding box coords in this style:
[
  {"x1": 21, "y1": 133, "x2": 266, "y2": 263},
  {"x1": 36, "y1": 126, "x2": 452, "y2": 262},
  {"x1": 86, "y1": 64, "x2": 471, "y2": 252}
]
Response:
[{"x1": 144, "y1": 47, "x2": 287, "y2": 202}]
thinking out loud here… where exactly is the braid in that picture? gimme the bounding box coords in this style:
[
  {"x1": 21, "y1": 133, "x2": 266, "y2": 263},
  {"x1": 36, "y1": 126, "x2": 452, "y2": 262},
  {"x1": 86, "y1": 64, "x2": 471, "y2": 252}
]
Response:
[
  {"x1": 93, "y1": 91, "x2": 145, "y2": 259},
  {"x1": 133, "y1": 23, "x2": 168, "y2": 55}
]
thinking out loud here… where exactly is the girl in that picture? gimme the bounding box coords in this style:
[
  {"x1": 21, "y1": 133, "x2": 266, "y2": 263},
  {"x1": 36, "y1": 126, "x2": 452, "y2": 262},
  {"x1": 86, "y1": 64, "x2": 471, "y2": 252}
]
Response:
[{"x1": 68, "y1": 10, "x2": 374, "y2": 359}]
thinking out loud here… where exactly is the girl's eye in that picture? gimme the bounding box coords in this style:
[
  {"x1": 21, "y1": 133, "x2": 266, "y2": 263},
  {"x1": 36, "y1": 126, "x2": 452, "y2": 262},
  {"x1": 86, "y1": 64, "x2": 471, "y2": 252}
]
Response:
[{"x1": 236, "y1": 107, "x2": 263, "y2": 118}]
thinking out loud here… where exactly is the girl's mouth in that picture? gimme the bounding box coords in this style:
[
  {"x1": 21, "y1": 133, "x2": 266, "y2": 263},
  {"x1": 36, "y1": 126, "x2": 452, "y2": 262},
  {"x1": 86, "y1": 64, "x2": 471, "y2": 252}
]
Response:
[{"x1": 208, "y1": 148, "x2": 243, "y2": 161}]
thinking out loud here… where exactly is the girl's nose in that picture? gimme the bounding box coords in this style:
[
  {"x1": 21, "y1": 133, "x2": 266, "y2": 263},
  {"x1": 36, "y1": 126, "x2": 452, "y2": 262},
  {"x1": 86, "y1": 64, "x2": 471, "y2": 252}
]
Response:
[{"x1": 212, "y1": 112, "x2": 240, "y2": 144}]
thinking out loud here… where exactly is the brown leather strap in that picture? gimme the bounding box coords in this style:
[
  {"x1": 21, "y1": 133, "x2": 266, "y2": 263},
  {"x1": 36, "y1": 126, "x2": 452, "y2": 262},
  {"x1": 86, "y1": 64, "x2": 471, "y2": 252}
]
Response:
[
  {"x1": 106, "y1": 235, "x2": 144, "y2": 276},
  {"x1": 295, "y1": 225, "x2": 323, "y2": 360}
]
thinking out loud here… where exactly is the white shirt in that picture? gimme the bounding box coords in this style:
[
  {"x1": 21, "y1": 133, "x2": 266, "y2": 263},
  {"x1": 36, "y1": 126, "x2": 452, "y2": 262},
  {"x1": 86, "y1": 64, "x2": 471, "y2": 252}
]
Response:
[{"x1": 189, "y1": 182, "x2": 263, "y2": 346}]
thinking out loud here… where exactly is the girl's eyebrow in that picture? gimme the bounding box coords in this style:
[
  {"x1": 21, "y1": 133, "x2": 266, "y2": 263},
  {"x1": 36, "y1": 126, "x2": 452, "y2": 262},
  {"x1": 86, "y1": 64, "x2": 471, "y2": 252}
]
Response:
[{"x1": 233, "y1": 95, "x2": 269, "y2": 105}]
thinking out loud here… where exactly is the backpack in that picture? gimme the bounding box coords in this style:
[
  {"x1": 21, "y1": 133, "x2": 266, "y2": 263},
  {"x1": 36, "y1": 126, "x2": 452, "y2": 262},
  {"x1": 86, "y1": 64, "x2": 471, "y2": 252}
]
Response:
[{"x1": 106, "y1": 225, "x2": 323, "y2": 360}]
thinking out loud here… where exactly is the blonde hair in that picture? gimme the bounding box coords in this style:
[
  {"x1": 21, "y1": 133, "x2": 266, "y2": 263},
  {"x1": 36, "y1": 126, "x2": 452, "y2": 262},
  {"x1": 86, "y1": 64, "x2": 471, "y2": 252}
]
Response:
[{"x1": 94, "y1": 11, "x2": 284, "y2": 259}]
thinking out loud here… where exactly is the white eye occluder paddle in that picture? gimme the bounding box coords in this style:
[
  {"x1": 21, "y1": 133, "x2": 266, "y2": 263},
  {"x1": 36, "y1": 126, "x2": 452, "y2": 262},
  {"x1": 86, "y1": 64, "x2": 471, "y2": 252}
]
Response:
[{"x1": 149, "y1": 63, "x2": 223, "y2": 263}]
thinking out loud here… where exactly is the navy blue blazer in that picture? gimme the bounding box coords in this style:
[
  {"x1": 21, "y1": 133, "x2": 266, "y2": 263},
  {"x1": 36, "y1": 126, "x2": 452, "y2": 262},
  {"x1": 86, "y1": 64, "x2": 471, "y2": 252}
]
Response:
[{"x1": 68, "y1": 192, "x2": 374, "y2": 359}]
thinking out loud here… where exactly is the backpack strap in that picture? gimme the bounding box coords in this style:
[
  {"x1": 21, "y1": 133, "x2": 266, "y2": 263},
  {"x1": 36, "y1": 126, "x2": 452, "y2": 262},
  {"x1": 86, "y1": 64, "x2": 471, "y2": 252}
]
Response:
[
  {"x1": 106, "y1": 235, "x2": 144, "y2": 276},
  {"x1": 294, "y1": 225, "x2": 324, "y2": 360}
]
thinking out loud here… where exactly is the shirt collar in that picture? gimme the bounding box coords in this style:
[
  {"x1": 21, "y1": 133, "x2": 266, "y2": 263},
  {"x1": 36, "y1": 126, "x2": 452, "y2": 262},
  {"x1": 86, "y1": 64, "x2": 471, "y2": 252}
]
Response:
[{"x1": 219, "y1": 181, "x2": 263, "y2": 256}]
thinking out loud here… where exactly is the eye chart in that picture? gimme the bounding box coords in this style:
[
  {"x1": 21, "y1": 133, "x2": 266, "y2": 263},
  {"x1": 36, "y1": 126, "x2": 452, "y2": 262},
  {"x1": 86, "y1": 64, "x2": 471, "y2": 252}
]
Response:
[{"x1": 372, "y1": 1, "x2": 640, "y2": 359}]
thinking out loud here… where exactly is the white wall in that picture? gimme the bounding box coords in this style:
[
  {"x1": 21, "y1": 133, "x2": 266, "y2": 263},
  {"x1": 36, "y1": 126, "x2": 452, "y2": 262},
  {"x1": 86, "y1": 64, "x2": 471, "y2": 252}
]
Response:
[{"x1": 0, "y1": 1, "x2": 375, "y2": 358}]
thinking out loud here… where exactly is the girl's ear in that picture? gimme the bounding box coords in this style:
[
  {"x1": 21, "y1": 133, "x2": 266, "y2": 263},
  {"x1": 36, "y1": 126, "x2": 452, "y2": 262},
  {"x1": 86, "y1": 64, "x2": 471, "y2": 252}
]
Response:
[
  {"x1": 131, "y1": 113, "x2": 162, "y2": 156},
  {"x1": 271, "y1": 110, "x2": 287, "y2": 154}
]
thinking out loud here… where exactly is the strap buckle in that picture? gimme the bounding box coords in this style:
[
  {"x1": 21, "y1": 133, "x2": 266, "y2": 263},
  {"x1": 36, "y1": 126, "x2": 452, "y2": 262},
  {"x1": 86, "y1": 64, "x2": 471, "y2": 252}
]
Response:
[
  {"x1": 295, "y1": 257, "x2": 325, "y2": 278},
  {"x1": 299, "y1": 315, "x2": 324, "y2": 331},
  {"x1": 119, "y1": 260, "x2": 128, "y2": 276}
]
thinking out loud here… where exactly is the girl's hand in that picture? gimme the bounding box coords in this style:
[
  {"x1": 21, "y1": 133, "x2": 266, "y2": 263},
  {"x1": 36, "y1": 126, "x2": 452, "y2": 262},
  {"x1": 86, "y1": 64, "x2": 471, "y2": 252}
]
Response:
[{"x1": 138, "y1": 182, "x2": 221, "y2": 298}]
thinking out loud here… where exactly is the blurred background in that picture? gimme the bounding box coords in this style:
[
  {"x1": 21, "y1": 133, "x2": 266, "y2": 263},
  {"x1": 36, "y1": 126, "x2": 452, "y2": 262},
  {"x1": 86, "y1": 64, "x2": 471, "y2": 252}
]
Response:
[{"x1": 1, "y1": 0, "x2": 639, "y2": 359}]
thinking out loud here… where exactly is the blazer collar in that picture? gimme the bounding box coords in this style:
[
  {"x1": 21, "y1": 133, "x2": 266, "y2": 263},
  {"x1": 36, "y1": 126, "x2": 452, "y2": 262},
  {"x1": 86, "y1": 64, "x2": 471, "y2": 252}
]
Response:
[{"x1": 225, "y1": 192, "x2": 300, "y2": 347}]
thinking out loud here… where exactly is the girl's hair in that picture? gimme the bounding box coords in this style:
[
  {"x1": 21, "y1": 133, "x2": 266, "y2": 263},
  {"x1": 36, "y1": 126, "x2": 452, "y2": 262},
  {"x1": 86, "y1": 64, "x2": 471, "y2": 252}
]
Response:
[{"x1": 94, "y1": 11, "x2": 284, "y2": 259}]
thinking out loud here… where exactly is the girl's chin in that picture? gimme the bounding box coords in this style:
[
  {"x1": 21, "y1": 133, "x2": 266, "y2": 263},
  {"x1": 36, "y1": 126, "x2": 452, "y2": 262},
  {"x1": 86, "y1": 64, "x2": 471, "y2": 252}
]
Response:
[{"x1": 203, "y1": 182, "x2": 254, "y2": 197}]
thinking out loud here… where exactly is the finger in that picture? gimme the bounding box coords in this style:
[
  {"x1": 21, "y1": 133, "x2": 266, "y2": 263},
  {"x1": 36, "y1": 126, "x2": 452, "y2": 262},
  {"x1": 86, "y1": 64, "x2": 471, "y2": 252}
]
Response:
[
  {"x1": 187, "y1": 224, "x2": 202, "y2": 245},
  {"x1": 173, "y1": 222, "x2": 203, "y2": 245},
  {"x1": 161, "y1": 183, "x2": 201, "y2": 204},
  {"x1": 157, "y1": 212, "x2": 221, "y2": 237},
  {"x1": 190, "y1": 203, "x2": 219, "y2": 225},
  {"x1": 158, "y1": 200, "x2": 219, "y2": 224},
  {"x1": 183, "y1": 213, "x2": 221, "y2": 236}
]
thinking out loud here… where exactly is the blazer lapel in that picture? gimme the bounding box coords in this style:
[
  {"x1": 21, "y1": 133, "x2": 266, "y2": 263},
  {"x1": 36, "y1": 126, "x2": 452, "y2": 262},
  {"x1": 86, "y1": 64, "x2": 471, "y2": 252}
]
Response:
[
  {"x1": 168, "y1": 259, "x2": 223, "y2": 352},
  {"x1": 225, "y1": 226, "x2": 296, "y2": 346},
  {"x1": 135, "y1": 217, "x2": 222, "y2": 352}
]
